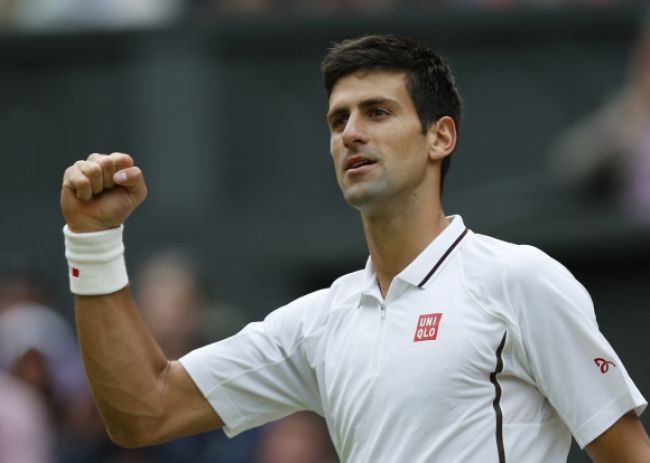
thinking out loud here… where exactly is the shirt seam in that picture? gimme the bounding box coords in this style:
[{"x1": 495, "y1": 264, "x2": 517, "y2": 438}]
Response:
[
  {"x1": 457, "y1": 248, "x2": 523, "y2": 345},
  {"x1": 204, "y1": 334, "x2": 311, "y2": 399}
]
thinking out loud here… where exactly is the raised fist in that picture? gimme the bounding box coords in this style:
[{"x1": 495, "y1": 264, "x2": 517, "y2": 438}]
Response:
[{"x1": 61, "y1": 152, "x2": 148, "y2": 233}]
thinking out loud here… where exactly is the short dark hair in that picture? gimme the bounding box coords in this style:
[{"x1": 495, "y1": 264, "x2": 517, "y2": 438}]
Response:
[{"x1": 321, "y1": 34, "x2": 463, "y2": 193}]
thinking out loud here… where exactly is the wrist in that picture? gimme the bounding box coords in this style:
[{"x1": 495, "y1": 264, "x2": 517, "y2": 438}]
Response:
[
  {"x1": 63, "y1": 225, "x2": 129, "y2": 295},
  {"x1": 64, "y1": 220, "x2": 122, "y2": 234}
]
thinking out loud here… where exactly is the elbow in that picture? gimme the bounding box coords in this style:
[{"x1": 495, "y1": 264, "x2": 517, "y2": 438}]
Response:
[
  {"x1": 104, "y1": 416, "x2": 164, "y2": 449},
  {"x1": 106, "y1": 428, "x2": 151, "y2": 449}
]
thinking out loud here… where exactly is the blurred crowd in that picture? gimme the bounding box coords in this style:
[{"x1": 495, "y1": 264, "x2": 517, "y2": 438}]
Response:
[
  {"x1": 0, "y1": 0, "x2": 645, "y2": 30},
  {"x1": 0, "y1": 251, "x2": 338, "y2": 463},
  {"x1": 549, "y1": 9, "x2": 650, "y2": 222}
]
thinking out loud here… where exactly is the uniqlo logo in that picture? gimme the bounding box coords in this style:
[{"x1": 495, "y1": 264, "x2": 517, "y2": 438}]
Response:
[{"x1": 413, "y1": 313, "x2": 443, "y2": 342}]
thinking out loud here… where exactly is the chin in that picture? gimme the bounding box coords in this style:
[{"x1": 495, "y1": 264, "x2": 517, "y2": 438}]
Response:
[{"x1": 342, "y1": 185, "x2": 386, "y2": 210}]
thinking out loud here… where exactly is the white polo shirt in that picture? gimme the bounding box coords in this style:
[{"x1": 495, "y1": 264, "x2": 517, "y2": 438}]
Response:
[{"x1": 180, "y1": 215, "x2": 646, "y2": 462}]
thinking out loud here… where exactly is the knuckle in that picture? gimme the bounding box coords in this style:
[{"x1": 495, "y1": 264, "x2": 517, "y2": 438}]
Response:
[
  {"x1": 68, "y1": 166, "x2": 84, "y2": 181},
  {"x1": 74, "y1": 175, "x2": 92, "y2": 189},
  {"x1": 63, "y1": 167, "x2": 78, "y2": 186},
  {"x1": 113, "y1": 152, "x2": 134, "y2": 163},
  {"x1": 87, "y1": 152, "x2": 105, "y2": 161},
  {"x1": 102, "y1": 156, "x2": 117, "y2": 173},
  {"x1": 81, "y1": 161, "x2": 101, "y2": 177}
]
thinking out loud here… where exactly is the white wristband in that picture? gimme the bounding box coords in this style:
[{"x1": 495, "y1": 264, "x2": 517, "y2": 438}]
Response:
[{"x1": 63, "y1": 225, "x2": 129, "y2": 295}]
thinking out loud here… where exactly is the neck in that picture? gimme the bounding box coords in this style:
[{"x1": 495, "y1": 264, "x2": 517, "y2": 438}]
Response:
[{"x1": 361, "y1": 194, "x2": 448, "y2": 298}]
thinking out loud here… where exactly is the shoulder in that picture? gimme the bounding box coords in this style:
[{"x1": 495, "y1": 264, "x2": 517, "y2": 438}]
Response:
[
  {"x1": 459, "y1": 232, "x2": 558, "y2": 290},
  {"x1": 264, "y1": 267, "x2": 366, "y2": 337},
  {"x1": 278, "y1": 267, "x2": 365, "y2": 315},
  {"x1": 461, "y1": 232, "x2": 559, "y2": 275},
  {"x1": 264, "y1": 288, "x2": 329, "y2": 334},
  {"x1": 329, "y1": 268, "x2": 367, "y2": 304},
  {"x1": 459, "y1": 232, "x2": 593, "y2": 320}
]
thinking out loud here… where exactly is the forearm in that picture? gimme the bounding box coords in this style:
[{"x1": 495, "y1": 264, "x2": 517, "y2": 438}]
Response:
[
  {"x1": 62, "y1": 153, "x2": 222, "y2": 446},
  {"x1": 75, "y1": 287, "x2": 171, "y2": 446},
  {"x1": 585, "y1": 411, "x2": 650, "y2": 463}
]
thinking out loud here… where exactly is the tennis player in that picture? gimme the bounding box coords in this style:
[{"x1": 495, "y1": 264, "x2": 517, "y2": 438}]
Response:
[{"x1": 61, "y1": 35, "x2": 649, "y2": 462}]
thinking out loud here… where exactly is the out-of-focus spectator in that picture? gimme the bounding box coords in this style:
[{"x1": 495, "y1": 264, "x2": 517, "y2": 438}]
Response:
[
  {"x1": 253, "y1": 412, "x2": 338, "y2": 463},
  {"x1": 0, "y1": 259, "x2": 89, "y2": 463},
  {"x1": 135, "y1": 250, "x2": 207, "y2": 359},
  {"x1": 0, "y1": 0, "x2": 183, "y2": 30},
  {"x1": 0, "y1": 302, "x2": 87, "y2": 433},
  {"x1": 0, "y1": 254, "x2": 50, "y2": 314},
  {"x1": 0, "y1": 371, "x2": 53, "y2": 463},
  {"x1": 135, "y1": 249, "x2": 245, "y2": 358},
  {"x1": 549, "y1": 11, "x2": 650, "y2": 221}
]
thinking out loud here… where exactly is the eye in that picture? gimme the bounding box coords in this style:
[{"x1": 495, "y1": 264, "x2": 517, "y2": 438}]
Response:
[
  {"x1": 368, "y1": 107, "x2": 389, "y2": 118},
  {"x1": 330, "y1": 115, "x2": 348, "y2": 131}
]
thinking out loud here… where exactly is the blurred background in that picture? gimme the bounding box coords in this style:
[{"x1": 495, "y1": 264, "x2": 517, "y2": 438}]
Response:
[{"x1": 0, "y1": 0, "x2": 649, "y2": 462}]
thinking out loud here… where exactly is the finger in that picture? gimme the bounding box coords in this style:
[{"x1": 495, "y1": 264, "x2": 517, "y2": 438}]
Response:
[
  {"x1": 88, "y1": 153, "x2": 116, "y2": 189},
  {"x1": 63, "y1": 165, "x2": 93, "y2": 201},
  {"x1": 108, "y1": 152, "x2": 135, "y2": 190},
  {"x1": 85, "y1": 152, "x2": 134, "y2": 189},
  {"x1": 74, "y1": 160, "x2": 103, "y2": 195},
  {"x1": 113, "y1": 166, "x2": 148, "y2": 205},
  {"x1": 110, "y1": 152, "x2": 134, "y2": 171}
]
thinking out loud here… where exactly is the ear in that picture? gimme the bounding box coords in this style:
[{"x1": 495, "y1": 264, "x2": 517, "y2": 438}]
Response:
[{"x1": 427, "y1": 116, "x2": 457, "y2": 162}]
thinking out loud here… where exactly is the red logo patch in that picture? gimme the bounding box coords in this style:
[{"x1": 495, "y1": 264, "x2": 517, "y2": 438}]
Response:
[
  {"x1": 594, "y1": 357, "x2": 616, "y2": 374},
  {"x1": 71, "y1": 267, "x2": 80, "y2": 278},
  {"x1": 414, "y1": 313, "x2": 442, "y2": 342}
]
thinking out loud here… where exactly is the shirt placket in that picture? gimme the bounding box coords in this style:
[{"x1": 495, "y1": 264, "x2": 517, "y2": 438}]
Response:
[{"x1": 371, "y1": 301, "x2": 386, "y2": 375}]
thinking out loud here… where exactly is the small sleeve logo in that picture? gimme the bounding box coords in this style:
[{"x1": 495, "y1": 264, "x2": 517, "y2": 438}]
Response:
[
  {"x1": 413, "y1": 313, "x2": 442, "y2": 342},
  {"x1": 594, "y1": 357, "x2": 616, "y2": 374}
]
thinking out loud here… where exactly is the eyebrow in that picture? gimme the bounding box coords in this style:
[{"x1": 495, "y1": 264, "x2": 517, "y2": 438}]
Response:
[{"x1": 326, "y1": 97, "x2": 398, "y2": 121}]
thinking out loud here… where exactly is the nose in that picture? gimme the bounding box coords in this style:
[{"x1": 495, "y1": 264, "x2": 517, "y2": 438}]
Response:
[{"x1": 341, "y1": 113, "x2": 369, "y2": 148}]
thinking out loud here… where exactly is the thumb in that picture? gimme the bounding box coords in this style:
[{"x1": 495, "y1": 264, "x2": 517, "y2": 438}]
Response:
[{"x1": 113, "y1": 166, "x2": 148, "y2": 204}]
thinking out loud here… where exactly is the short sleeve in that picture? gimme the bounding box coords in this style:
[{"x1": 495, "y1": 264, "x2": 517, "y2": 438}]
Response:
[
  {"x1": 179, "y1": 290, "x2": 326, "y2": 437},
  {"x1": 506, "y1": 247, "x2": 646, "y2": 448}
]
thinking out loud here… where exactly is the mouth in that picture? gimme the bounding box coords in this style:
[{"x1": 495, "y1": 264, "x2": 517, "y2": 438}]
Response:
[{"x1": 345, "y1": 155, "x2": 377, "y2": 172}]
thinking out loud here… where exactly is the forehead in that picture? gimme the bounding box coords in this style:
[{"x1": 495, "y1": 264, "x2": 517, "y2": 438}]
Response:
[{"x1": 327, "y1": 70, "x2": 411, "y2": 111}]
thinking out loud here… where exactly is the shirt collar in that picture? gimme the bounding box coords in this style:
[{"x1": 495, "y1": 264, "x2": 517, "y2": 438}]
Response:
[
  {"x1": 396, "y1": 215, "x2": 469, "y2": 288},
  {"x1": 359, "y1": 255, "x2": 382, "y2": 305},
  {"x1": 358, "y1": 215, "x2": 470, "y2": 305}
]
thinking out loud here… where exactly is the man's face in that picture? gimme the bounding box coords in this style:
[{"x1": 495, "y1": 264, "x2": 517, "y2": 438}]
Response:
[{"x1": 327, "y1": 70, "x2": 432, "y2": 211}]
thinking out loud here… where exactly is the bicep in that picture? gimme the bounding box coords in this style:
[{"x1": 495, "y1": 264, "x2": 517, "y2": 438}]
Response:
[
  {"x1": 154, "y1": 360, "x2": 224, "y2": 444},
  {"x1": 585, "y1": 411, "x2": 650, "y2": 463}
]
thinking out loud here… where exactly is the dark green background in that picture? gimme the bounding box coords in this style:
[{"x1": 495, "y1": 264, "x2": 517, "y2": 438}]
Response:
[{"x1": 1, "y1": 6, "x2": 647, "y2": 461}]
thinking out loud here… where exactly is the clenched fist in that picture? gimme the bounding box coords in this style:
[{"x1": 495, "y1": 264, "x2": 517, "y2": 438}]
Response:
[{"x1": 61, "y1": 152, "x2": 148, "y2": 233}]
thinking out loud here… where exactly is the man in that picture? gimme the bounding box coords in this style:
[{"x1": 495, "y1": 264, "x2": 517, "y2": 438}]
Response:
[{"x1": 61, "y1": 35, "x2": 649, "y2": 462}]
